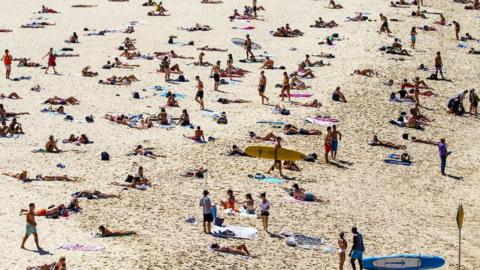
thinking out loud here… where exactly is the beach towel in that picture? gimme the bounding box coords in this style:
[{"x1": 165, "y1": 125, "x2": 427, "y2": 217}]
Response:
[
  {"x1": 248, "y1": 174, "x2": 285, "y2": 184},
  {"x1": 282, "y1": 230, "x2": 327, "y2": 250},
  {"x1": 305, "y1": 117, "x2": 335, "y2": 126},
  {"x1": 159, "y1": 92, "x2": 186, "y2": 99},
  {"x1": 238, "y1": 208, "x2": 257, "y2": 218},
  {"x1": 0, "y1": 134, "x2": 20, "y2": 139},
  {"x1": 212, "y1": 226, "x2": 257, "y2": 239},
  {"x1": 31, "y1": 149, "x2": 48, "y2": 153},
  {"x1": 256, "y1": 120, "x2": 285, "y2": 125},
  {"x1": 384, "y1": 159, "x2": 412, "y2": 166},
  {"x1": 289, "y1": 93, "x2": 313, "y2": 98},
  {"x1": 12, "y1": 76, "x2": 31, "y2": 81},
  {"x1": 389, "y1": 97, "x2": 414, "y2": 103},
  {"x1": 59, "y1": 243, "x2": 102, "y2": 251},
  {"x1": 202, "y1": 109, "x2": 221, "y2": 118},
  {"x1": 284, "y1": 195, "x2": 318, "y2": 205}
]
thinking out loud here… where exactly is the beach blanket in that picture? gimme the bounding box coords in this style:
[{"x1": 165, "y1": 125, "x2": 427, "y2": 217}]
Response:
[
  {"x1": 202, "y1": 109, "x2": 221, "y2": 118},
  {"x1": 256, "y1": 120, "x2": 285, "y2": 125},
  {"x1": 289, "y1": 93, "x2": 312, "y2": 98},
  {"x1": 59, "y1": 243, "x2": 102, "y2": 251},
  {"x1": 0, "y1": 134, "x2": 20, "y2": 139},
  {"x1": 159, "y1": 92, "x2": 186, "y2": 99},
  {"x1": 389, "y1": 97, "x2": 414, "y2": 103},
  {"x1": 305, "y1": 117, "x2": 336, "y2": 126},
  {"x1": 212, "y1": 226, "x2": 257, "y2": 239},
  {"x1": 282, "y1": 231, "x2": 327, "y2": 250}
]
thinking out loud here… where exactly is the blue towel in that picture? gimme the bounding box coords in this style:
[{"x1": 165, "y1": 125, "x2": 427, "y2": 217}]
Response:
[
  {"x1": 384, "y1": 159, "x2": 412, "y2": 166},
  {"x1": 159, "y1": 92, "x2": 186, "y2": 99},
  {"x1": 254, "y1": 177, "x2": 285, "y2": 184}
]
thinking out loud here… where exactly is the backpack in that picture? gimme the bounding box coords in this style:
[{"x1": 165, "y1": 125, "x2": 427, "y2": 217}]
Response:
[{"x1": 101, "y1": 152, "x2": 110, "y2": 161}]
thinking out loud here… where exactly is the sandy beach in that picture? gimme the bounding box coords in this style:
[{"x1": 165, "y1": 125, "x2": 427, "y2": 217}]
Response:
[{"x1": 0, "y1": 0, "x2": 479, "y2": 269}]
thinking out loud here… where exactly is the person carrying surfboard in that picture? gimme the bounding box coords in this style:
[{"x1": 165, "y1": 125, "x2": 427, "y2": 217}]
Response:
[
  {"x1": 267, "y1": 137, "x2": 284, "y2": 177},
  {"x1": 349, "y1": 227, "x2": 365, "y2": 270}
]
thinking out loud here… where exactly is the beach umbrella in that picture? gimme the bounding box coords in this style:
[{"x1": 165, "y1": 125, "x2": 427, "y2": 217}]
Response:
[{"x1": 456, "y1": 204, "x2": 464, "y2": 270}]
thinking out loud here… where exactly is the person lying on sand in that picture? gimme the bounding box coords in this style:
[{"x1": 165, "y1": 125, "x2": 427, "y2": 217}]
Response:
[
  {"x1": 142, "y1": 0, "x2": 156, "y2": 6},
  {"x1": 210, "y1": 243, "x2": 254, "y2": 257},
  {"x1": 346, "y1": 12, "x2": 366, "y2": 22},
  {"x1": 42, "y1": 105, "x2": 65, "y2": 114},
  {"x1": 114, "y1": 57, "x2": 140, "y2": 69},
  {"x1": 120, "y1": 49, "x2": 141, "y2": 59},
  {"x1": 99, "y1": 75, "x2": 139, "y2": 85},
  {"x1": 167, "y1": 50, "x2": 194, "y2": 59},
  {"x1": 27, "y1": 256, "x2": 66, "y2": 270},
  {"x1": 197, "y1": 46, "x2": 227, "y2": 52},
  {"x1": 369, "y1": 135, "x2": 406, "y2": 149},
  {"x1": 353, "y1": 68, "x2": 379, "y2": 77},
  {"x1": 229, "y1": 145, "x2": 247, "y2": 156},
  {"x1": 45, "y1": 135, "x2": 61, "y2": 152},
  {"x1": 328, "y1": 0, "x2": 343, "y2": 8},
  {"x1": 402, "y1": 133, "x2": 438, "y2": 145},
  {"x1": 44, "y1": 96, "x2": 79, "y2": 105},
  {"x1": 272, "y1": 25, "x2": 304, "y2": 37},
  {"x1": 20, "y1": 203, "x2": 71, "y2": 217},
  {"x1": 217, "y1": 98, "x2": 250, "y2": 104},
  {"x1": 304, "y1": 55, "x2": 329, "y2": 67},
  {"x1": 0, "y1": 92, "x2": 21, "y2": 99},
  {"x1": 283, "y1": 161, "x2": 300, "y2": 171},
  {"x1": 81, "y1": 66, "x2": 98, "y2": 77},
  {"x1": 133, "y1": 145, "x2": 165, "y2": 158},
  {"x1": 289, "y1": 75, "x2": 311, "y2": 90},
  {"x1": 179, "y1": 23, "x2": 212, "y2": 32},
  {"x1": 3, "y1": 171, "x2": 79, "y2": 181},
  {"x1": 249, "y1": 131, "x2": 277, "y2": 141},
  {"x1": 310, "y1": 17, "x2": 338, "y2": 28},
  {"x1": 283, "y1": 124, "x2": 321, "y2": 135},
  {"x1": 98, "y1": 225, "x2": 136, "y2": 237},
  {"x1": 229, "y1": 9, "x2": 257, "y2": 20},
  {"x1": 41, "y1": 5, "x2": 59, "y2": 13},
  {"x1": 290, "y1": 183, "x2": 329, "y2": 202},
  {"x1": 72, "y1": 190, "x2": 119, "y2": 199},
  {"x1": 202, "y1": 0, "x2": 223, "y2": 3},
  {"x1": 17, "y1": 58, "x2": 40, "y2": 67},
  {"x1": 290, "y1": 99, "x2": 321, "y2": 108}
]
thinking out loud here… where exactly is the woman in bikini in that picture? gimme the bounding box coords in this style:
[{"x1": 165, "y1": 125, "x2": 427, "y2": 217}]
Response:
[
  {"x1": 338, "y1": 232, "x2": 348, "y2": 270},
  {"x1": 178, "y1": 109, "x2": 191, "y2": 126},
  {"x1": 281, "y1": 72, "x2": 290, "y2": 101}
]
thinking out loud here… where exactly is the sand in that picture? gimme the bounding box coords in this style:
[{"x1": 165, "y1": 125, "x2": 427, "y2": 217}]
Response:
[{"x1": 0, "y1": 0, "x2": 479, "y2": 269}]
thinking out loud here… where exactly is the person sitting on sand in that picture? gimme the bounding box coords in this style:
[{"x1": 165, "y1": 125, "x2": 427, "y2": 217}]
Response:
[
  {"x1": 192, "y1": 126, "x2": 206, "y2": 142},
  {"x1": 167, "y1": 93, "x2": 179, "y2": 107},
  {"x1": 0, "y1": 92, "x2": 21, "y2": 99},
  {"x1": 177, "y1": 109, "x2": 191, "y2": 126},
  {"x1": 9, "y1": 118, "x2": 23, "y2": 134},
  {"x1": 332, "y1": 87, "x2": 347, "y2": 102},
  {"x1": 434, "y1": 14, "x2": 446, "y2": 25},
  {"x1": 0, "y1": 120, "x2": 15, "y2": 137},
  {"x1": 27, "y1": 257, "x2": 66, "y2": 270},
  {"x1": 296, "y1": 62, "x2": 315, "y2": 78},
  {"x1": 45, "y1": 135, "x2": 61, "y2": 152},
  {"x1": 44, "y1": 96, "x2": 79, "y2": 105},
  {"x1": 123, "y1": 37, "x2": 136, "y2": 50},
  {"x1": 291, "y1": 183, "x2": 328, "y2": 202},
  {"x1": 369, "y1": 135, "x2": 406, "y2": 149},
  {"x1": 81, "y1": 66, "x2": 98, "y2": 77},
  {"x1": 238, "y1": 193, "x2": 255, "y2": 214},
  {"x1": 98, "y1": 225, "x2": 136, "y2": 237},
  {"x1": 249, "y1": 131, "x2": 277, "y2": 141},
  {"x1": 182, "y1": 167, "x2": 207, "y2": 178},
  {"x1": 65, "y1": 134, "x2": 90, "y2": 145},
  {"x1": 142, "y1": 0, "x2": 156, "y2": 6},
  {"x1": 283, "y1": 124, "x2": 321, "y2": 135},
  {"x1": 283, "y1": 160, "x2": 300, "y2": 171},
  {"x1": 311, "y1": 17, "x2": 338, "y2": 28},
  {"x1": 68, "y1": 32, "x2": 79, "y2": 43},
  {"x1": 328, "y1": 0, "x2": 343, "y2": 9},
  {"x1": 260, "y1": 57, "x2": 274, "y2": 69},
  {"x1": 210, "y1": 243, "x2": 254, "y2": 257},
  {"x1": 228, "y1": 144, "x2": 247, "y2": 156},
  {"x1": 304, "y1": 55, "x2": 329, "y2": 67},
  {"x1": 195, "y1": 52, "x2": 213, "y2": 66},
  {"x1": 221, "y1": 189, "x2": 238, "y2": 211},
  {"x1": 289, "y1": 75, "x2": 310, "y2": 90}
]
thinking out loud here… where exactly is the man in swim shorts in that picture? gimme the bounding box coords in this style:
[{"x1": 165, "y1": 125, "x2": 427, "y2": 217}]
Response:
[
  {"x1": 2, "y1": 49, "x2": 12, "y2": 79},
  {"x1": 258, "y1": 71, "x2": 269, "y2": 105},
  {"x1": 331, "y1": 124, "x2": 342, "y2": 160},
  {"x1": 349, "y1": 227, "x2": 365, "y2": 270},
  {"x1": 21, "y1": 203, "x2": 41, "y2": 251},
  {"x1": 434, "y1": 51, "x2": 445, "y2": 80},
  {"x1": 324, "y1": 126, "x2": 333, "y2": 163},
  {"x1": 195, "y1": 76, "x2": 205, "y2": 110},
  {"x1": 199, "y1": 190, "x2": 213, "y2": 234},
  {"x1": 210, "y1": 61, "x2": 221, "y2": 91}
]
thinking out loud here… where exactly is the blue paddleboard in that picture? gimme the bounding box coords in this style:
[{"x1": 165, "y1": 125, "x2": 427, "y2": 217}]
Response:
[{"x1": 363, "y1": 254, "x2": 445, "y2": 270}]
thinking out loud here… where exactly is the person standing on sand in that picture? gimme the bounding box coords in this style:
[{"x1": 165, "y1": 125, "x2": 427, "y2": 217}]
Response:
[
  {"x1": 2, "y1": 49, "x2": 12, "y2": 79},
  {"x1": 195, "y1": 76, "x2": 205, "y2": 110},
  {"x1": 258, "y1": 71, "x2": 269, "y2": 105},
  {"x1": 410, "y1": 27, "x2": 417, "y2": 49},
  {"x1": 338, "y1": 232, "x2": 348, "y2": 270},
  {"x1": 258, "y1": 192, "x2": 270, "y2": 232},
  {"x1": 438, "y1": 138, "x2": 450, "y2": 175},
  {"x1": 453, "y1": 21, "x2": 460, "y2": 40},
  {"x1": 469, "y1": 89, "x2": 478, "y2": 115},
  {"x1": 324, "y1": 126, "x2": 333, "y2": 164},
  {"x1": 21, "y1": 203, "x2": 41, "y2": 251},
  {"x1": 331, "y1": 125, "x2": 342, "y2": 160},
  {"x1": 210, "y1": 61, "x2": 221, "y2": 91},
  {"x1": 349, "y1": 227, "x2": 365, "y2": 270},
  {"x1": 42, "y1": 48, "x2": 58, "y2": 75},
  {"x1": 267, "y1": 137, "x2": 284, "y2": 177},
  {"x1": 434, "y1": 52, "x2": 445, "y2": 80},
  {"x1": 199, "y1": 190, "x2": 213, "y2": 234},
  {"x1": 245, "y1": 34, "x2": 254, "y2": 60}
]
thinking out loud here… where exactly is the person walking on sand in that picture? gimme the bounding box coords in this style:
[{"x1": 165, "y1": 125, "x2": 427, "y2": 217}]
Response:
[
  {"x1": 195, "y1": 75, "x2": 205, "y2": 110},
  {"x1": 210, "y1": 61, "x2": 221, "y2": 91},
  {"x1": 2, "y1": 49, "x2": 12, "y2": 79},
  {"x1": 21, "y1": 203, "x2": 41, "y2": 251},
  {"x1": 267, "y1": 137, "x2": 284, "y2": 177},
  {"x1": 434, "y1": 52, "x2": 444, "y2": 80},
  {"x1": 42, "y1": 48, "x2": 58, "y2": 74},
  {"x1": 199, "y1": 190, "x2": 213, "y2": 234},
  {"x1": 245, "y1": 34, "x2": 254, "y2": 60},
  {"x1": 258, "y1": 71, "x2": 269, "y2": 105},
  {"x1": 258, "y1": 192, "x2": 270, "y2": 232},
  {"x1": 338, "y1": 232, "x2": 348, "y2": 270},
  {"x1": 331, "y1": 124, "x2": 342, "y2": 160},
  {"x1": 281, "y1": 72, "x2": 290, "y2": 102},
  {"x1": 349, "y1": 227, "x2": 365, "y2": 270},
  {"x1": 438, "y1": 138, "x2": 450, "y2": 175},
  {"x1": 324, "y1": 126, "x2": 333, "y2": 164}
]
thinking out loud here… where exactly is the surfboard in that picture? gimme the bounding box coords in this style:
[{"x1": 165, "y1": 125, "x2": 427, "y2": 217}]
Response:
[
  {"x1": 245, "y1": 146, "x2": 305, "y2": 161},
  {"x1": 363, "y1": 254, "x2": 445, "y2": 270},
  {"x1": 231, "y1": 38, "x2": 262, "y2": 50}
]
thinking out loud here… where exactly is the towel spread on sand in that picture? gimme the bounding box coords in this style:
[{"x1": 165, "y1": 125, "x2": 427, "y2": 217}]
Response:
[{"x1": 212, "y1": 226, "x2": 257, "y2": 239}]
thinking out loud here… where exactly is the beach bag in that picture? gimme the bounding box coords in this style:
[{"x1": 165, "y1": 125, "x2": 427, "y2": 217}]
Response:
[
  {"x1": 280, "y1": 109, "x2": 290, "y2": 115},
  {"x1": 85, "y1": 115, "x2": 94, "y2": 123},
  {"x1": 65, "y1": 115, "x2": 74, "y2": 121},
  {"x1": 286, "y1": 236, "x2": 297, "y2": 247},
  {"x1": 217, "y1": 117, "x2": 228, "y2": 124},
  {"x1": 389, "y1": 92, "x2": 396, "y2": 100},
  {"x1": 214, "y1": 217, "x2": 224, "y2": 226},
  {"x1": 101, "y1": 152, "x2": 110, "y2": 161},
  {"x1": 133, "y1": 92, "x2": 140, "y2": 99},
  {"x1": 125, "y1": 175, "x2": 133, "y2": 183},
  {"x1": 178, "y1": 74, "x2": 186, "y2": 82}
]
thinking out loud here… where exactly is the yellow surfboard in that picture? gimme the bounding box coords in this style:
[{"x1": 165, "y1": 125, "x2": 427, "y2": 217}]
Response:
[{"x1": 245, "y1": 146, "x2": 306, "y2": 161}]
